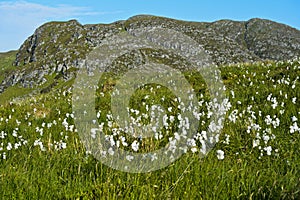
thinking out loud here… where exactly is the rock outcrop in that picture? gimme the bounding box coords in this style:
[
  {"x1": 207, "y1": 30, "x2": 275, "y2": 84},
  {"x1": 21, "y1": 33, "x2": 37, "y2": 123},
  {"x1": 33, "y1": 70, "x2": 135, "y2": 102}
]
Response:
[{"x1": 1, "y1": 15, "x2": 300, "y2": 93}]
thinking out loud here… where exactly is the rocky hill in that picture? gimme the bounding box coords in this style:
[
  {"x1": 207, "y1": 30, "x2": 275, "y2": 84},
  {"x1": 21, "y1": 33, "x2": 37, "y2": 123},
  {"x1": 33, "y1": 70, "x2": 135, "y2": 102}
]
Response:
[{"x1": 1, "y1": 15, "x2": 300, "y2": 94}]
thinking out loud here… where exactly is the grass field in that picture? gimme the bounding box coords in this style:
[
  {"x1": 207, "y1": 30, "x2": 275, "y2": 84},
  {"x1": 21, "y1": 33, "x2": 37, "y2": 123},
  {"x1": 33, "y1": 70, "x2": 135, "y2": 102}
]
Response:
[{"x1": 0, "y1": 57, "x2": 299, "y2": 199}]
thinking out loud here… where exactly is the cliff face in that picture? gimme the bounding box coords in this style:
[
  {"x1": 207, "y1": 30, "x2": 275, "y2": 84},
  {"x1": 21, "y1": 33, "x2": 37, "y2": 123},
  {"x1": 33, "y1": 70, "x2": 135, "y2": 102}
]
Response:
[{"x1": 1, "y1": 15, "x2": 300, "y2": 93}]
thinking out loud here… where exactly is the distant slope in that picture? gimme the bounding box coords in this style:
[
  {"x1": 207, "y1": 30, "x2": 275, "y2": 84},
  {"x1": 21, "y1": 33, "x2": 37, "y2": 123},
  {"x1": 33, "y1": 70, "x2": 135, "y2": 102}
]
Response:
[
  {"x1": 1, "y1": 15, "x2": 300, "y2": 96},
  {"x1": 0, "y1": 50, "x2": 17, "y2": 84}
]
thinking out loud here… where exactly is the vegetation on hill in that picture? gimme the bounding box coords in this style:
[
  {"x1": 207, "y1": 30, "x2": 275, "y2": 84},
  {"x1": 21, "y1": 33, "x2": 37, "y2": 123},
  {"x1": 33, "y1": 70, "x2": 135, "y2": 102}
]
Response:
[
  {"x1": 0, "y1": 15, "x2": 300, "y2": 199},
  {"x1": 0, "y1": 55, "x2": 299, "y2": 198}
]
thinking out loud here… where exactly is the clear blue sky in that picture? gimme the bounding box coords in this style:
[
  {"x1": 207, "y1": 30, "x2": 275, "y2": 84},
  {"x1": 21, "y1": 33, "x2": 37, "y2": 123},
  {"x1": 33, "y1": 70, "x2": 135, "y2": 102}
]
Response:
[{"x1": 0, "y1": 0, "x2": 299, "y2": 52}]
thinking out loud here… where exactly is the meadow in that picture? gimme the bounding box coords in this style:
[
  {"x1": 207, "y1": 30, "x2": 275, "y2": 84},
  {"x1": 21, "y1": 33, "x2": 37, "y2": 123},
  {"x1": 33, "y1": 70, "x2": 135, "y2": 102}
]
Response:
[{"x1": 0, "y1": 58, "x2": 299, "y2": 199}]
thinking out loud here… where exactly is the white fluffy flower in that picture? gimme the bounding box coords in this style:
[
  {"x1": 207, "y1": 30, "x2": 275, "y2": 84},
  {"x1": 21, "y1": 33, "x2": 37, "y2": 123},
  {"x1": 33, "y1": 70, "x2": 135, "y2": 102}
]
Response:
[
  {"x1": 131, "y1": 140, "x2": 139, "y2": 152},
  {"x1": 216, "y1": 150, "x2": 225, "y2": 160},
  {"x1": 126, "y1": 155, "x2": 134, "y2": 161},
  {"x1": 290, "y1": 122, "x2": 299, "y2": 133},
  {"x1": 292, "y1": 116, "x2": 298, "y2": 122},
  {"x1": 264, "y1": 146, "x2": 272, "y2": 156}
]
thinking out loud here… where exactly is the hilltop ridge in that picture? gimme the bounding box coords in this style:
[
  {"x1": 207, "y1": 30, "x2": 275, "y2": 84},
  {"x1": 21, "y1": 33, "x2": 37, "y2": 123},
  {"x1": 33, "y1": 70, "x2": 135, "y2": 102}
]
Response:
[{"x1": 1, "y1": 15, "x2": 300, "y2": 94}]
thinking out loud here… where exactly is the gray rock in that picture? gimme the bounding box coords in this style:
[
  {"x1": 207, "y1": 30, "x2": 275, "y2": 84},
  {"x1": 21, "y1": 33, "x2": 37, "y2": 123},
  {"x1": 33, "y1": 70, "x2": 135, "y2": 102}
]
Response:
[{"x1": 1, "y1": 15, "x2": 300, "y2": 94}]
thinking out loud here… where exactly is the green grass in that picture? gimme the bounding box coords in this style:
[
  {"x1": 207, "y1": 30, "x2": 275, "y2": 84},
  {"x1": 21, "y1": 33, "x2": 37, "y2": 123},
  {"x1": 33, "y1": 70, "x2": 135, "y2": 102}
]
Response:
[
  {"x1": 0, "y1": 59, "x2": 299, "y2": 199},
  {"x1": 0, "y1": 51, "x2": 17, "y2": 83},
  {"x1": 0, "y1": 85, "x2": 34, "y2": 105}
]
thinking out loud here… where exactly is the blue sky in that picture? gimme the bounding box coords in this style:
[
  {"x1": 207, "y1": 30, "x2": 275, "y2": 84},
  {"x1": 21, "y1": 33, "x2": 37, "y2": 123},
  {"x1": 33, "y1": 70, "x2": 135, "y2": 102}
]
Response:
[{"x1": 0, "y1": 0, "x2": 299, "y2": 52}]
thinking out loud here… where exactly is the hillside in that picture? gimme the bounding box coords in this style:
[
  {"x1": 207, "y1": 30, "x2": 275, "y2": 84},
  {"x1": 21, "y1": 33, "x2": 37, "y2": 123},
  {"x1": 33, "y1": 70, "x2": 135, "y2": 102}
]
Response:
[
  {"x1": 0, "y1": 15, "x2": 300, "y2": 96},
  {"x1": 0, "y1": 57, "x2": 299, "y2": 198},
  {"x1": 0, "y1": 15, "x2": 300, "y2": 198}
]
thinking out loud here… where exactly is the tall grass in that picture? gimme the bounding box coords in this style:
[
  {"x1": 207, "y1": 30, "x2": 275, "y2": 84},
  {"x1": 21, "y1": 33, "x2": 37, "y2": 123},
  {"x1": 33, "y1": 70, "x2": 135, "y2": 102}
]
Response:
[{"x1": 0, "y1": 59, "x2": 299, "y2": 199}]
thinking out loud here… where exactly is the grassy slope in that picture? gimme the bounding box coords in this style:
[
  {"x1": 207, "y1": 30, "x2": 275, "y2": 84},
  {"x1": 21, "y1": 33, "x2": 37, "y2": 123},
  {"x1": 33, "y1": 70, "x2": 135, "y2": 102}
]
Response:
[
  {"x1": 0, "y1": 51, "x2": 75, "y2": 105},
  {"x1": 0, "y1": 51, "x2": 17, "y2": 83},
  {"x1": 0, "y1": 51, "x2": 35, "y2": 104},
  {"x1": 0, "y1": 59, "x2": 299, "y2": 199}
]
